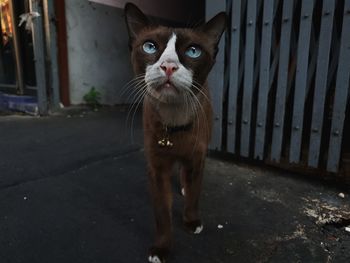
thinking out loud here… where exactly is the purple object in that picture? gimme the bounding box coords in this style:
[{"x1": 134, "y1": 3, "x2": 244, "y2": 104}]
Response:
[{"x1": 0, "y1": 92, "x2": 38, "y2": 115}]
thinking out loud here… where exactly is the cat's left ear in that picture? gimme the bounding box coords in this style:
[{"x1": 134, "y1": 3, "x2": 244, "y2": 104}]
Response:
[
  {"x1": 201, "y1": 12, "x2": 227, "y2": 46},
  {"x1": 124, "y1": 3, "x2": 149, "y2": 41}
]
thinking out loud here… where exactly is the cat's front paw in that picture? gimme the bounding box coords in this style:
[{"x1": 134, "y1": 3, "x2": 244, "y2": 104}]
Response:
[
  {"x1": 148, "y1": 247, "x2": 169, "y2": 263},
  {"x1": 184, "y1": 220, "x2": 203, "y2": 234}
]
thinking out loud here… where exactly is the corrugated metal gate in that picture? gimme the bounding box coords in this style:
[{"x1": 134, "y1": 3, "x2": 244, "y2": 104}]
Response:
[{"x1": 206, "y1": 0, "x2": 350, "y2": 174}]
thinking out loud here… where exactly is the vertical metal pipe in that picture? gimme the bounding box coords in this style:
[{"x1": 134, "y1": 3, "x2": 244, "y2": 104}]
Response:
[{"x1": 31, "y1": 0, "x2": 48, "y2": 114}]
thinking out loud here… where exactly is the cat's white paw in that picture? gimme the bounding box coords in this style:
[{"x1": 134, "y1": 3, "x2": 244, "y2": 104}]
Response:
[
  {"x1": 148, "y1": 255, "x2": 162, "y2": 263},
  {"x1": 194, "y1": 225, "x2": 203, "y2": 234},
  {"x1": 181, "y1": 188, "x2": 185, "y2": 196}
]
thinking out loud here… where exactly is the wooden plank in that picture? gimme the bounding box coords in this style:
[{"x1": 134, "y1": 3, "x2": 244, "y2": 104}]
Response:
[
  {"x1": 227, "y1": 0, "x2": 242, "y2": 153},
  {"x1": 289, "y1": 0, "x2": 315, "y2": 163},
  {"x1": 270, "y1": 0, "x2": 294, "y2": 161},
  {"x1": 308, "y1": 0, "x2": 335, "y2": 168},
  {"x1": 206, "y1": 0, "x2": 226, "y2": 151},
  {"x1": 31, "y1": 0, "x2": 48, "y2": 115},
  {"x1": 240, "y1": 0, "x2": 257, "y2": 157},
  {"x1": 327, "y1": 0, "x2": 350, "y2": 172},
  {"x1": 254, "y1": 0, "x2": 274, "y2": 160},
  {"x1": 54, "y1": 0, "x2": 70, "y2": 106}
]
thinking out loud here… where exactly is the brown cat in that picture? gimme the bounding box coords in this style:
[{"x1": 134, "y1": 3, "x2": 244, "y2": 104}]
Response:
[{"x1": 124, "y1": 3, "x2": 226, "y2": 262}]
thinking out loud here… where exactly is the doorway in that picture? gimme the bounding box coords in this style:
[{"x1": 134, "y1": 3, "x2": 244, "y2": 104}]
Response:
[{"x1": 0, "y1": 0, "x2": 36, "y2": 95}]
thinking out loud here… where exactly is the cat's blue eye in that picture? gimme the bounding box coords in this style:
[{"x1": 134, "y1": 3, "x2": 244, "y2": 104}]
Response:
[
  {"x1": 143, "y1": 41, "x2": 157, "y2": 54},
  {"x1": 185, "y1": 46, "x2": 202, "y2": 58}
]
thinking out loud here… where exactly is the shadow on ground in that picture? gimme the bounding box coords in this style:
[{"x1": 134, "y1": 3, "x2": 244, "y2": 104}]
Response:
[{"x1": 0, "y1": 107, "x2": 349, "y2": 263}]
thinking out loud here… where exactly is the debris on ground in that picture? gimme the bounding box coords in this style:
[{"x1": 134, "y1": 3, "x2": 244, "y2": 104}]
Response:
[
  {"x1": 302, "y1": 197, "x2": 350, "y2": 226},
  {"x1": 338, "y1": 192, "x2": 345, "y2": 198},
  {"x1": 275, "y1": 224, "x2": 307, "y2": 242}
]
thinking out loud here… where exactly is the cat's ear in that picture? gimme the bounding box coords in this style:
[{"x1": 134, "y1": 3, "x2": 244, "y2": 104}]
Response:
[
  {"x1": 201, "y1": 12, "x2": 227, "y2": 46},
  {"x1": 124, "y1": 3, "x2": 149, "y2": 41}
]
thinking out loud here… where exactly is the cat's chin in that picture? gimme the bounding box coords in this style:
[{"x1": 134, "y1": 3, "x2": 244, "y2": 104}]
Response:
[
  {"x1": 147, "y1": 84, "x2": 183, "y2": 104},
  {"x1": 156, "y1": 82, "x2": 178, "y2": 94}
]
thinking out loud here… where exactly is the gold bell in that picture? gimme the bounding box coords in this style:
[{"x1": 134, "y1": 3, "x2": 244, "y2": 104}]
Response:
[{"x1": 158, "y1": 138, "x2": 173, "y2": 147}]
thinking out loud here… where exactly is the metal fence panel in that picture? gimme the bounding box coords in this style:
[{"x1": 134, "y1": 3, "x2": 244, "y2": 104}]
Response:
[
  {"x1": 240, "y1": 0, "x2": 257, "y2": 157},
  {"x1": 270, "y1": 0, "x2": 294, "y2": 162},
  {"x1": 327, "y1": 0, "x2": 350, "y2": 172},
  {"x1": 227, "y1": 0, "x2": 242, "y2": 154},
  {"x1": 207, "y1": 0, "x2": 349, "y2": 175},
  {"x1": 308, "y1": 0, "x2": 335, "y2": 167},
  {"x1": 254, "y1": 0, "x2": 274, "y2": 160},
  {"x1": 289, "y1": 0, "x2": 315, "y2": 163},
  {"x1": 206, "y1": 0, "x2": 226, "y2": 151}
]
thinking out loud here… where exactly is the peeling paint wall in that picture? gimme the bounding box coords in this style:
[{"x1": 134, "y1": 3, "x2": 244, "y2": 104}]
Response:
[{"x1": 65, "y1": 0, "x2": 132, "y2": 105}]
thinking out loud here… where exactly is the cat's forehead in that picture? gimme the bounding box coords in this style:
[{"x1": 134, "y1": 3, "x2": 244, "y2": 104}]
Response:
[{"x1": 137, "y1": 26, "x2": 205, "y2": 45}]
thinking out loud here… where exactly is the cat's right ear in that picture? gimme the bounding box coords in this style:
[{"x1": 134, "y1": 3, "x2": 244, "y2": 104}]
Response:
[{"x1": 124, "y1": 3, "x2": 149, "y2": 42}]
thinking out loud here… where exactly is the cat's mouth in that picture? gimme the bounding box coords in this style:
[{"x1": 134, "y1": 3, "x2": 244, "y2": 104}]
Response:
[
  {"x1": 156, "y1": 80, "x2": 179, "y2": 94},
  {"x1": 146, "y1": 78, "x2": 184, "y2": 104}
]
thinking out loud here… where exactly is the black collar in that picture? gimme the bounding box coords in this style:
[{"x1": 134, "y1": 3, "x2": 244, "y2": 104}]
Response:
[{"x1": 163, "y1": 122, "x2": 193, "y2": 134}]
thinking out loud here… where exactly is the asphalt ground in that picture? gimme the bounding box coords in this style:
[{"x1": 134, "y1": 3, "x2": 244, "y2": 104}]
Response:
[{"x1": 0, "y1": 107, "x2": 349, "y2": 263}]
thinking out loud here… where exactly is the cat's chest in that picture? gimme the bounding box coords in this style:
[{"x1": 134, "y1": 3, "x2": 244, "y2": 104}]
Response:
[{"x1": 157, "y1": 104, "x2": 193, "y2": 126}]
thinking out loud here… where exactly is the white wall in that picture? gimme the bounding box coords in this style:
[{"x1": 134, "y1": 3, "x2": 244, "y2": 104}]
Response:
[
  {"x1": 65, "y1": 0, "x2": 204, "y2": 105},
  {"x1": 65, "y1": 0, "x2": 132, "y2": 105}
]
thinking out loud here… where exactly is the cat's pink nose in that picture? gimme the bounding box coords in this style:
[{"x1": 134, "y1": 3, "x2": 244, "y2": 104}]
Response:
[{"x1": 160, "y1": 61, "x2": 179, "y2": 76}]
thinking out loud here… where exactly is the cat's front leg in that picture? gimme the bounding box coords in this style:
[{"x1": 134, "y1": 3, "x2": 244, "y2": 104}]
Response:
[
  {"x1": 182, "y1": 156, "x2": 206, "y2": 234},
  {"x1": 147, "y1": 161, "x2": 173, "y2": 263}
]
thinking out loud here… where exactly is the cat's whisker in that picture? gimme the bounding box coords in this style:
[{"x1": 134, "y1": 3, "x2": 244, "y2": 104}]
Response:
[
  {"x1": 183, "y1": 92, "x2": 191, "y2": 122},
  {"x1": 181, "y1": 88, "x2": 204, "y2": 154},
  {"x1": 125, "y1": 84, "x2": 147, "y2": 139},
  {"x1": 126, "y1": 79, "x2": 161, "y2": 141},
  {"x1": 126, "y1": 85, "x2": 150, "y2": 141},
  {"x1": 125, "y1": 79, "x2": 150, "y2": 127},
  {"x1": 175, "y1": 77, "x2": 211, "y2": 104},
  {"x1": 120, "y1": 78, "x2": 147, "y2": 102},
  {"x1": 177, "y1": 78, "x2": 211, "y2": 144},
  {"x1": 124, "y1": 79, "x2": 148, "y2": 105},
  {"x1": 190, "y1": 84, "x2": 211, "y2": 104},
  {"x1": 186, "y1": 94, "x2": 201, "y2": 155},
  {"x1": 124, "y1": 80, "x2": 148, "y2": 127},
  {"x1": 126, "y1": 82, "x2": 149, "y2": 120},
  {"x1": 184, "y1": 86, "x2": 210, "y2": 148},
  {"x1": 119, "y1": 74, "x2": 146, "y2": 97},
  {"x1": 129, "y1": 88, "x2": 148, "y2": 141},
  {"x1": 120, "y1": 80, "x2": 147, "y2": 107}
]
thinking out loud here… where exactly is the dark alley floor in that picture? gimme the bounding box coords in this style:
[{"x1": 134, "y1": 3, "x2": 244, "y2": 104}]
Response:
[{"x1": 0, "y1": 107, "x2": 349, "y2": 263}]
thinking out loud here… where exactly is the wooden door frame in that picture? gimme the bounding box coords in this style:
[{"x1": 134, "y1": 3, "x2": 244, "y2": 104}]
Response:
[{"x1": 54, "y1": 0, "x2": 70, "y2": 106}]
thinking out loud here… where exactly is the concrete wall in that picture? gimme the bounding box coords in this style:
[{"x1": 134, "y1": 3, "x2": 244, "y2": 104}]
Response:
[
  {"x1": 65, "y1": 0, "x2": 132, "y2": 105},
  {"x1": 65, "y1": 0, "x2": 204, "y2": 105}
]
